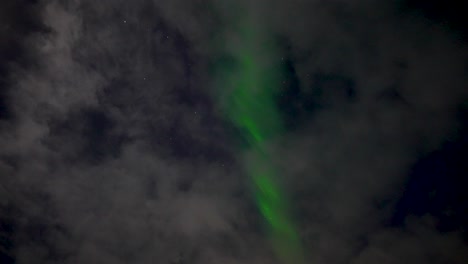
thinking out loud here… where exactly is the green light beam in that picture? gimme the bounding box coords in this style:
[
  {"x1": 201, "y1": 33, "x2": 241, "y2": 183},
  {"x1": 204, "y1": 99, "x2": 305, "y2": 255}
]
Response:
[{"x1": 218, "y1": 14, "x2": 306, "y2": 264}]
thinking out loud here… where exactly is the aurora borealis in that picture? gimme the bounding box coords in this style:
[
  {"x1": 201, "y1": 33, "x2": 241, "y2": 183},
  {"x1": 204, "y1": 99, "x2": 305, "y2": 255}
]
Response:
[
  {"x1": 1, "y1": 1, "x2": 467, "y2": 263},
  {"x1": 219, "y1": 15, "x2": 305, "y2": 264}
]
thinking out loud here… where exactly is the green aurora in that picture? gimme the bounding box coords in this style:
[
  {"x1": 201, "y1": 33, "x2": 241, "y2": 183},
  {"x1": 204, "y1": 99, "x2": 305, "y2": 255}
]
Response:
[{"x1": 218, "y1": 16, "x2": 306, "y2": 264}]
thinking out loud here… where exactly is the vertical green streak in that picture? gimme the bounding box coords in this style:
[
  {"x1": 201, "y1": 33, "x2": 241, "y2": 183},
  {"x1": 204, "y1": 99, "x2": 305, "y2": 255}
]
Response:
[{"x1": 219, "y1": 18, "x2": 305, "y2": 264}]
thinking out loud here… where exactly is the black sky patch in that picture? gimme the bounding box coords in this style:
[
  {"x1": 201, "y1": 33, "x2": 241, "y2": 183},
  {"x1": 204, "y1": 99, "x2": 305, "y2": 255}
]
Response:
[
  {"x1": 277, "y1": 55, "x2": 304, "y2": 130},
  {"x1": 277, "y1": 62, "x2": 357, "y2": 130},
  {"x1": 44, "y1": 107, "x2": 127, "y2": 164},
  {"x1": 392, "y1": 107, "x2": 468, "y2": 236},
  {"x1": 400, "y1": 0, "x2": 468, "y2": 39},
  {"x1": 309, "y1": 73, "x2": 356, "y2": 107},
  {"x1": 0, "y1": 205, "x2": 16, "y2": 264}
]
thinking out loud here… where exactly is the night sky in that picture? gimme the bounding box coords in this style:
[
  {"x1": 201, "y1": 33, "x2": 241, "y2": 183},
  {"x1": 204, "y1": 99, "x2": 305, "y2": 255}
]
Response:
[{"x1": 1, "y1": 1, "x2": 467, "y2": 263}]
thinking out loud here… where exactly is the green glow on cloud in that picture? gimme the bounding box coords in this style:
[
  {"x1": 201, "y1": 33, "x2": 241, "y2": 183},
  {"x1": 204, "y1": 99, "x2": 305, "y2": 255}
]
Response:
[{"x1": 218, "y1": 15, "x2": 306, "y2": 264}]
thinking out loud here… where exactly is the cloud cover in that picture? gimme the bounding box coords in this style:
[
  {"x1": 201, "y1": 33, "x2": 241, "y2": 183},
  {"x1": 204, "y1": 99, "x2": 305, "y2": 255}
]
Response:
[{"x1": 0, "y1": 0, "x2": 467, "y2": 263}]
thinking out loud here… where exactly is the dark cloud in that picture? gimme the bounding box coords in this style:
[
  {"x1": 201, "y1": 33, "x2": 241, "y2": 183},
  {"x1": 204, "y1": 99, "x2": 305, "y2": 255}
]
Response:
[
  {"x1": 0, "y1": 0, "x2": 47, "y2": 121},
  {"x1": 0, "y1": 0, "x2": 467, "y2": 263}
]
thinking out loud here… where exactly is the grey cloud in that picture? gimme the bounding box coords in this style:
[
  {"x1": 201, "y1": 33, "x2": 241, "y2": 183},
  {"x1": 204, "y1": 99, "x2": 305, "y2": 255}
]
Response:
[
  {"x1": 267, "y1": 1, "x2": 467, "y2": 263},
  {"x1": 352, "y1": 216, "x2": 468, "y2": 264},
  {"x1": 0, "y1": 0, "x2": 467, "y2": 264}
]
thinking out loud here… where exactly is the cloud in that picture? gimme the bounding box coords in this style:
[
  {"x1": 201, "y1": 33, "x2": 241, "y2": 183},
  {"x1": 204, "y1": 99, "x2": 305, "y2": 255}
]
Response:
[
  {"x1": 352, "y1": 216, "x2": 468, "y2": 264},
  {"x1": 0, "y1": 0, "x2": 466, "y2": 263},
  {"x1": 264, "y1": 1, "x2": 467, "y2": 263}
]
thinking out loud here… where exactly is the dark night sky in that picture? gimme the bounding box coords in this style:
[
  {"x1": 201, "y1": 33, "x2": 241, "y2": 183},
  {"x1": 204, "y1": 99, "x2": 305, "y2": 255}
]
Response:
[{"x1": 0, "y1": 1, "x2": 467, "y2": 263}]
